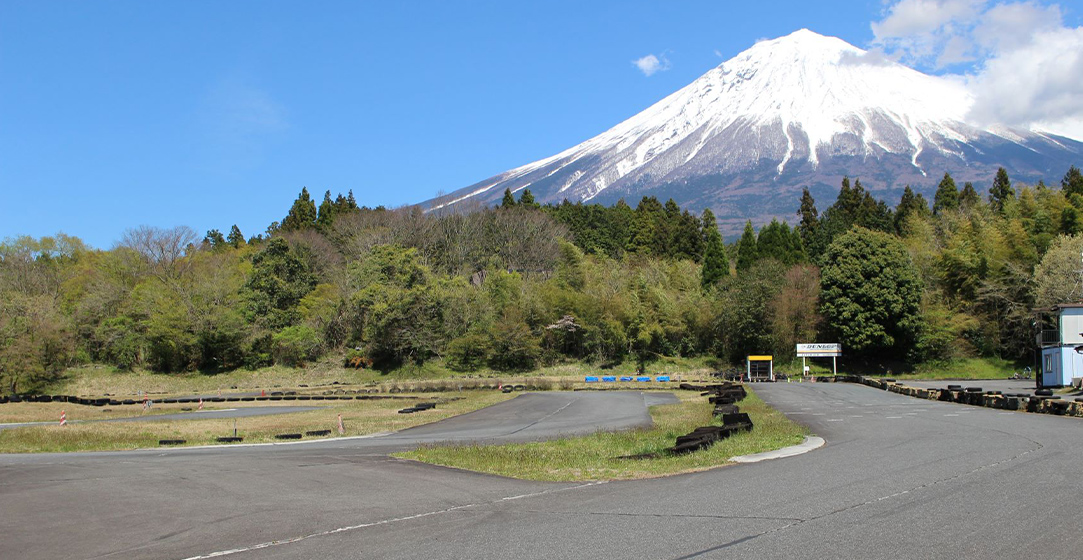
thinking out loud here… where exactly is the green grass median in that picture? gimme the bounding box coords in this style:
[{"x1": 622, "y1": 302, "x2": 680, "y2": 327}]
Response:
[{"x1": 395, "y1": 388, "x2": 809, "y2": 481}]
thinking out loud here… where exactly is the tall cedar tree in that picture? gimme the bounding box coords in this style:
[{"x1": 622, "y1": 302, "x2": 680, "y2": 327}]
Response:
[
  {"x1": 989, "y1": 167, "x2": 1015, "y2": 213},
  {"x1": 736, "y1": 220, "x2": 759, "y2": 271},
  {"x1": 700, "y1": 209, "x2": 728, "y2": 287},
  {"x1": 316, "y1": 191, "x2": 335, "y2": 232},
  {"x1": 501, "y1": 188, "x2": 516, "y2": 208},
  {"x1": 519, "y1": 189, "x2": 538, "y2": 207},
  {"x1": 960, "y1": 182, "x2": 980, "y2": 207},
  {"x1": 227, "y1": 225, "x2": 245, "y2": 248},
  {"x1": 933, "y1": 172, "x2": 959, "y2": 214},
  {"x1": 797, "y1": 187, "x2": 819, "y2": 245},
  {"x1": 895, "y1": 186, "x2": 930, "y2": 234},
  {"x1": 281, "y1": 187, "x2": 318, "y2": 231},
  {"x1": 1062, "y1": 165, "x2": 1083, "y2": 197}
]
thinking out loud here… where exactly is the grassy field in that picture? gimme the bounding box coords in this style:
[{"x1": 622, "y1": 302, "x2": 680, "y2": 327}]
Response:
[
  {"x1": 395, "y1": 388, "x2": 809, "y2": 481},
  {"x1": 0, "y1": 391, "x2": 514, "y2": 454},
  {"x1": 874, "y1": 357, "x2": 1023, "y2": 380},
  {"x1": 37, "y1": 356, "x2": 718, "y2": 398}
]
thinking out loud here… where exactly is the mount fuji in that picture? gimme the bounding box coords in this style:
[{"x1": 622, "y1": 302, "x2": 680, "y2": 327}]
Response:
[{"x1": 425, "y1": 29, "x2": 1083, "y2": 234}]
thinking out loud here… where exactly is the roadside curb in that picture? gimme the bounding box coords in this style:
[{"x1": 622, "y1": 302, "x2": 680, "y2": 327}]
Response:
[{"x1": 730, "y1": 436, "x2": 825, "y2": 463}]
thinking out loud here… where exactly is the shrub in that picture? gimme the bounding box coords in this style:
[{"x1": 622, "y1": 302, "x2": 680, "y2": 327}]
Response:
[
  {"x1": 271, "y1": 325, "x2": 323, "y2": 367},
  {"x1": 445, "y1": 333, "x2": 491, "y2": 372}
]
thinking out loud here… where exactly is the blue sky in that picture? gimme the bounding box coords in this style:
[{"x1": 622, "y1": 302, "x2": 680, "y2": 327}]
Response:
[{"x1": 2, "y1": 1, "x2": 1080, "y2": 249}]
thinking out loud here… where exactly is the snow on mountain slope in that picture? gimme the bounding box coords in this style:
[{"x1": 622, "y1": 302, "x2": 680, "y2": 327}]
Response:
[{"x1": 425, "y1": 30, "x2": 1083, "y2": 228}]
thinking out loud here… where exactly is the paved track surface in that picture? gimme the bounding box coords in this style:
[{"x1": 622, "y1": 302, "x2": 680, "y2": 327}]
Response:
[{"x1": 3, "y1": 386, "x2": 1083, "y2": 559}]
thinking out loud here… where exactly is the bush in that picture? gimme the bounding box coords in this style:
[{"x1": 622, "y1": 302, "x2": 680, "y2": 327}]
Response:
[
  {"x1": 445, "y1": 333, "x2": 491, "y2": 372},
  {"x1": 271, "y1": 325, "x2": 323, "y2": 367},
  {"x1": 488, "y1": 322, "x2": 541, "y2": 371}
]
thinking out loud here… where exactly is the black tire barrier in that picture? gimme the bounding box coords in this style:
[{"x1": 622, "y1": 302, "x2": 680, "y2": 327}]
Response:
[
  {"x1": 398, "y1": 407, "x2": 419, "y2": 414},
  {"x1": 269, "y1": 396, "x2": 283, "y2": 401},
  {"x1": 226, "y1": 397, "x2": 240, "y2": 402},
  {"x1": 159, "y1": 439, "x2": 186, "y2": 445},
  {"x1": 216, "y1": 436, "x2": 244, "y2": 443},
  {"x1": 721, "y1": 412, "x2": 754, "y2": 430},
  {"x1": 414, "y1": 403, "x2": 437, "y2": 410},
  {"x1": 209, "y1": 397, "x2": 225, "y2": 403},
  {"x1": 241, "y1": 397, "x2": 255, "y2": 401},
  {"x1": 501, "y1": 386, "x2": 514, "y2": 393},
  {"x1": 713, "y1": 404, "x2": 740, "y2": 416},
  {"x1": 282, "y1": 395, "x2": 297, "y2": 400},
  {"x1": 162, "y1": 398, "x2": 178, "y2": 404},
  {"x1": 947, "y1": 384, "x2": 962, "y2": 391},
  {"x1": 177, "y1": 398, "x2": 195, "y2": 404},
  {"x1": 255, "y1": 397, "x2": 269, "y2": 401},
  {"x1": 270, "y1": 391, "x2": 283, "y2": 396},
  {"x1": 1035, "y1": 389, "x2": 1053, "y2": 396},
  {"x1": 1049, "y1": 401, "x2": 1070, "y2": 415},
  {"x1": 297, "y1": 396, "x2": 311, "y2": 400},
  {"x1": 305, "y1": 429, "x2": 332, "y2": 437},
  {"x1": 513, "y1": 384, "x2": 526, "y2": 391},
  {"x1": 0, "y1": 396, "x2": 7, "y2": 404},
  {"x1": 274, "y1": 433, "x2": 302, "y2": 440},
  {"x1": 122, "y1": 399, "x2": 135, "y2": 405},
  {"x1": 965, "y1": 387, "x2": 983, "y2": 393},
  {"x1": 108, "y1": 400, "x2": 122, "y2": 406}
]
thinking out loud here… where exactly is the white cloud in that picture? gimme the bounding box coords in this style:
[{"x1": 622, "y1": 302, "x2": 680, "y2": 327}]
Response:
[
  {"x1": 872, "y1": 0, "x2": 984, "y2": 39},
  {"x1": 967, "y1": 26, "x2": 1083, "y2": 135},
  {"x1": 633, "y1": 53, "x2": 670, "y2": 76},
  {"x1": 871, "y1": 1, "x2": 1083, "y2": 140}
]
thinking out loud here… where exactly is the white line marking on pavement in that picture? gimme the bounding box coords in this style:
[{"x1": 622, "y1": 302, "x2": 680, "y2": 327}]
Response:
[
  {"x1": 180, "y1": 480, "x2": 609, "y2": 559},
  {"x1": 885, "y1": 416, "x2": 902, "y2": 419}
]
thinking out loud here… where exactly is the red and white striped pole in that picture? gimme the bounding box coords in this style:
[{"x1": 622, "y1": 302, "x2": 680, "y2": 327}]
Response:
[
  {"x1": 59, "y1": 410, "x2": 66, "y2": 426},
  {"x1": 337, "y1": 414, "x2": 345, "y2": 435},
  {"x1": 198, "y1": 398, "x2": 204, "y2": 410}
]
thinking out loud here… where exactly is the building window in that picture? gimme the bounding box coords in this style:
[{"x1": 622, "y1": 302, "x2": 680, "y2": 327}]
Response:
[{"x1": 1044, "y1": 354, "x2": 1054, "y2": 373}]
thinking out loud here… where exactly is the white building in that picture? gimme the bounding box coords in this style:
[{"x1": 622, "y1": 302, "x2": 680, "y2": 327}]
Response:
[{"x1": 1038, "y1": 304, "x2": 1083, "y2": 387}]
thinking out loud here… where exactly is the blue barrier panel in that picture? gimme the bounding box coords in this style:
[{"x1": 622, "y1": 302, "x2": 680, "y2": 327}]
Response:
[
  {"x1": 602, "y1": 376, "x2": 617, "y2": 382},
  {"x1": 636, "y1": 376, "x2": 651, "y2": 382},
  {"x1": 657, "y1": 376, "x2": 670, "y2": 382},
  {"x1": 585, "y1": 376, "x2": 599, "y2": 382},
  {"x1": 619, "y1": 376, "x2": 634, "y2": 382}
]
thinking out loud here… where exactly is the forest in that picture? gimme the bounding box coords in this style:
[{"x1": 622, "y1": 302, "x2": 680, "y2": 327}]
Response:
[{"x1": 2, "y1": 165, "x2": 1082, "y2": 392}]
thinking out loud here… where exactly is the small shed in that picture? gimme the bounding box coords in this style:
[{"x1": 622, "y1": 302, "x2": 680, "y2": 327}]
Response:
[
  {"x1": 1036, "y1": 304, "x2": 1083, "y2": 387},
  {"x1": 746, "y1": 355, "x2": 774, "y2": 382}
]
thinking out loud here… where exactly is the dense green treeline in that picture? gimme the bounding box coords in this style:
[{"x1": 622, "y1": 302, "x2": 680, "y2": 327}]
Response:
[{"x1": 2, "y1": 167, "x2": 1082, "y2": 392}]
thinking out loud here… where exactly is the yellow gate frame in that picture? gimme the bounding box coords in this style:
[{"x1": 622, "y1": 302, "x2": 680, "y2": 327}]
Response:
[{"x1": 746, "y1": 355, "x2": 774, "y2": 382}]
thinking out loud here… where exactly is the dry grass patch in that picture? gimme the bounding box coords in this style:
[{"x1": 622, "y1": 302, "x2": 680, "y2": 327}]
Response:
[
  {"x1": 0, "y1": 392, "x2": 514, "y2": 454},
  {"x1": 396, "y1": 388, "x2": 809, "y2": 481}
]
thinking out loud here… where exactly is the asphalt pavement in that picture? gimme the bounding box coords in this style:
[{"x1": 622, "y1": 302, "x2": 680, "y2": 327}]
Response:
[{"x1": 2, "y1": 386, "x2": 1082, "y2": 559}]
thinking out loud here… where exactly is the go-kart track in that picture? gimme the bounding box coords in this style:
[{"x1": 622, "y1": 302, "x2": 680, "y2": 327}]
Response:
[{"x1": 2, "y1": 384, "x2": 1082, "y2": 560}]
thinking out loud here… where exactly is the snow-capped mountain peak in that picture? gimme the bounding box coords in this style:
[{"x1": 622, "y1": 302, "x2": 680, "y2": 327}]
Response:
[{"x1": 427, "y1": 30, "x2": 1081, "y2": 232}]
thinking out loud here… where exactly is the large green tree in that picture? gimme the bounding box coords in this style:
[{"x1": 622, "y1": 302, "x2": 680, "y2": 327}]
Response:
[{"x1": 820, "y1": 227, "x2": 923, "y2": 357}]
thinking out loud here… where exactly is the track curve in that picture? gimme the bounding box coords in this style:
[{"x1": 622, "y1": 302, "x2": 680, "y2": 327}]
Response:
[{"x1": 2, "y1": 386, "x2": 1082, "y2": 559}]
